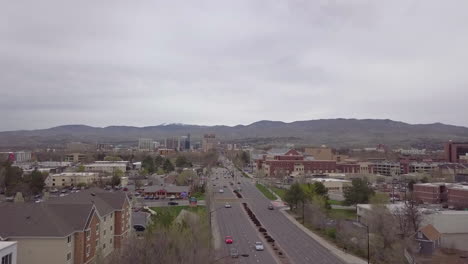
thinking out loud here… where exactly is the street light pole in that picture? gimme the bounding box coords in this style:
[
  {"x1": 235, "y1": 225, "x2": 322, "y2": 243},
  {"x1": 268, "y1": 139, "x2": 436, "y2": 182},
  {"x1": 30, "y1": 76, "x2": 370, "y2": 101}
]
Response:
[{"x1": 367, "y1": 224, "x2": 370, "y2": 264}]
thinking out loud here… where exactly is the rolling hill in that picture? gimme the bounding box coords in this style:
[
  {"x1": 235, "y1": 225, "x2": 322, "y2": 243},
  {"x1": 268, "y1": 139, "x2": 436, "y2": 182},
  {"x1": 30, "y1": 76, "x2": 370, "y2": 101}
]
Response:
[{"x1": 1, "y1": 119, "x2": 467, "y2": 149}]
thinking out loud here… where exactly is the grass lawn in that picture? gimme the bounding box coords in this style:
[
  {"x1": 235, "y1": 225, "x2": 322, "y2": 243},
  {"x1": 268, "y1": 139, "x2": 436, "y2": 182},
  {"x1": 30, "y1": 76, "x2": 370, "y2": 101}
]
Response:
[
  {"x1": 270, "y1": 187, "x2": 286, "y2": 200},
  {"x1": 328, "y1": 200, "x2": 345, "y2": 206},
  {"x1": 328, "y1": 208, "x2": 357, "y2": 220},
  {"x1": 191, "y1": 192, "x2": 205, "y2": 200},
  {"x1": 255, "y1": 183, "x2": 277, "y2": 200},
  {"x1": 150, "y1": 206, "x2": 207, "y2": 226}
]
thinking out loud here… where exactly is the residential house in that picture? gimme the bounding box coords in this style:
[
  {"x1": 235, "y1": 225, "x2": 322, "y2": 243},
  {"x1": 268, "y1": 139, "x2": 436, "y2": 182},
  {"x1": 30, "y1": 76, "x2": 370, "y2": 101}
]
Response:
[{"x1": 415, "y1": 224, "x2": 441, "y2": 255}]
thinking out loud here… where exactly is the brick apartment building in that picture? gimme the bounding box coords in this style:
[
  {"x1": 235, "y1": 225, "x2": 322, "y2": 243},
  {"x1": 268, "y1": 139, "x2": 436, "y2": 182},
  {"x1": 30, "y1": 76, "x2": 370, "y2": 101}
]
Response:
[
  {"x1": 413, "y1": 183, "x2": 448, "y2": 204},
  {"x1": 447, "y1": 185, "x2": 468, "y2": 209},
  {"x1": 0, "y1": 189, "x2": 131, "y2": 264},
  {"x1": 445, "y1": 141, "x2": 468, "y2": 163}
]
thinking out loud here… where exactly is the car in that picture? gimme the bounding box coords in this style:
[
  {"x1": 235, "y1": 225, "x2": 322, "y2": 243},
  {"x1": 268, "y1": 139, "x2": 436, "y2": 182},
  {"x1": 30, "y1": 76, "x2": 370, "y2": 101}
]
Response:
[
  {"x1": 230, "y1": 248, "x2": 239, "y2": 258},
  {"x1": 224, "y1": 203, "x2": 231, "y2": 208},
  {"x1": 255, "y1": 242, "x2": 264, "y2": 251},
  {"x1": 268, "y1": 205, "x2": 274, "y2": 210},
  {"x1": 225, "y1": 236, "x2": 233, "y2": 244},
  {"x1": 219, "y1": 189, "x2": 224, "y2": 193},
  {"x1": 237, "y1": 182, "x2": 241, "y2": 184},
  {"x1": 168, "y1": 201, "x2": 178, "y2": 206}
]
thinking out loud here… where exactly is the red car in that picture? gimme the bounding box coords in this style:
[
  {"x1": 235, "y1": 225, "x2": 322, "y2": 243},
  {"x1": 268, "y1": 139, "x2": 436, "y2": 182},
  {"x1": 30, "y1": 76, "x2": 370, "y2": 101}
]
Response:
[{"x1": 225, "y1": 236, "x2": 233, "y2": 244}]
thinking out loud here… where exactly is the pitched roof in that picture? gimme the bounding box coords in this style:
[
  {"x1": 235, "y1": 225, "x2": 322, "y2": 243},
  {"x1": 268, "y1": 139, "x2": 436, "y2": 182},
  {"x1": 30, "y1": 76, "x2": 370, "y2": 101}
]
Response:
[
  {"x1": 0, "y1": 202, "x2": 93, "y2": 238},
  {"x1": 47, "y1": 188, "x2": 128, "y2": 215},
  {"x1": 419, "y1": 224, "x2": 441, "y2": 241}
]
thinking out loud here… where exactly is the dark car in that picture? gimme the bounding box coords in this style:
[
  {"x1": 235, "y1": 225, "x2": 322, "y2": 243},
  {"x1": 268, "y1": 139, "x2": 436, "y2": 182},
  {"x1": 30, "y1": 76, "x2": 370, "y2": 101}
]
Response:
[
  {"x1": 268, "y1": 205, "x2": 274, "y2": 210},
  {"x1": 168, "y1": 201, "x2": 178, "y2": 206}
]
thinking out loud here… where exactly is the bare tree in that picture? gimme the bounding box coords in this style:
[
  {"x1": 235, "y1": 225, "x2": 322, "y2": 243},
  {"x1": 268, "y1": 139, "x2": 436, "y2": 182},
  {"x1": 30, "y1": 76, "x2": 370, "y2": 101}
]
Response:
[
  {"x1": 110, "y1": 212, "x2": 212, "y2": 264},
  {"x1": 392, "y1": 195, "x2": 422, "y2": 237},
  {"x1": 367, "y1": 205, "x2": 406, "y2": 264}
]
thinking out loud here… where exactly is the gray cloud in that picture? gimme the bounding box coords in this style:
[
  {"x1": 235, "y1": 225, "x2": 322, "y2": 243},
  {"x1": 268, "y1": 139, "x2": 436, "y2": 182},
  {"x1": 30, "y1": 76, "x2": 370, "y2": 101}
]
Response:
[{"x1": 1, "y1": 0, "x2": 468, "y2": 131}]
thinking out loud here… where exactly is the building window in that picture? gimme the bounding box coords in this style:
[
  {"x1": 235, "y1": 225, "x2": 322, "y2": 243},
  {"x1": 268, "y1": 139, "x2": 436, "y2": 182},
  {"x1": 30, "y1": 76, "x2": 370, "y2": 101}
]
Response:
[
  {"x1": 104, "y1": 230, "x2": 106, "y2": 236},
  {"x1": 96, "y1": 223, "x2": 99, "y2": 235},
  {"x1": 110, "y1": 238, "x2": 113, "y2": 244},
  {"x1": 62, "y1": 179, "x2": 65, "y2": 181},
  {"x1": 110, "y1": 226, "x2": 113, "y2": 231},
  {"x1": 53, "y1": 179, "x2": 56, "y2": 181},
  {"x1": 67, "y1": 252, "x2": 71, "y2": 261},
  {"x1": 1, "y1": 253, "x2": 12, "y2": 264},
  {"x1": 52, "y1": 183, "x2": 55, "y2": 186},
  {"x1": 86, "y1": 245, "x2": 90, "y2": 257},
  {"x1": 110, "y1": 213, "x2": 113, "y2": 218},
  {"x1": 67, "y1": 235, "x2": 71, "y2": 243},
  {"x1": 86, "y1": 230, "x2": 91, "y2": 241},
  {"x1": 104, "y1": 216, "x2": 106, "y2": 222},
  {"x1": 103, "y1": 243, "x2": 106, "y2": 249}
]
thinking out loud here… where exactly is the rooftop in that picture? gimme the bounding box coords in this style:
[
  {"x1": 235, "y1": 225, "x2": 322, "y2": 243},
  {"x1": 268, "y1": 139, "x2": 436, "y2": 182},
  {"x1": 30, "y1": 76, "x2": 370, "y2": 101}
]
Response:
[
  {"x1": 0, "y1": 241, "x2": 17, "y2": 250},
  {"x1": 0, "y1": 202, "x2": 94, "y2": 238}
]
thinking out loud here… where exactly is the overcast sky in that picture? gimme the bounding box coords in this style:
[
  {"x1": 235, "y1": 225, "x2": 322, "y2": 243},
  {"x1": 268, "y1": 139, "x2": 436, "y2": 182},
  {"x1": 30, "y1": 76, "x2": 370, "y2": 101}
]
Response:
[{"x1": 1, "y1": 0, "x2": 468, "y2": 131}]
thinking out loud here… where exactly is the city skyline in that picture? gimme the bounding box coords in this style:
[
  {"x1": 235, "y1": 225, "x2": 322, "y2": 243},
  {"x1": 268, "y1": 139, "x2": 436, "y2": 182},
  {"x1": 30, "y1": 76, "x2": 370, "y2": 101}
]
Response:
[{"x1": 2, "y1": 1, "x2": 468, "y2": 130}]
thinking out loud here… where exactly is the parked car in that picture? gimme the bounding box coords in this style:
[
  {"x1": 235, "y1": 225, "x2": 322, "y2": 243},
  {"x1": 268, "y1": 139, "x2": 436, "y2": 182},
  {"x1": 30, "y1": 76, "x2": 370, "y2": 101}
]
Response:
[
  {"x1": 255, "y1": 242, "x2": 264, "y2": 251},
  {"x1": 224, "y1": 203, "x2": 231, "y2": 208},
  {"x1": 219, "y1": 189, "x2": 224, "y2": 193},
  {"x1": 230, "y1": 248, "x2": 239, "y2": 258},
  {"x1": 268, "y1": 205, "x2": 274, "y2": 210},
  {"x1": 225, "y1": 236, "x2": 233, "y2": 244},
  {"x1": 168, "y1": 201, "x2": 178, "y2": 206}
]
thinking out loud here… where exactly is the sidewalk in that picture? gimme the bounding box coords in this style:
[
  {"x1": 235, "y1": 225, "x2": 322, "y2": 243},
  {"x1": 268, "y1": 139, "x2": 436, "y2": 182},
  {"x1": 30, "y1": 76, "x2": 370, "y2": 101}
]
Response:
[{"x1": 279, "y1": 208, "x2": 367, "y2": 264}]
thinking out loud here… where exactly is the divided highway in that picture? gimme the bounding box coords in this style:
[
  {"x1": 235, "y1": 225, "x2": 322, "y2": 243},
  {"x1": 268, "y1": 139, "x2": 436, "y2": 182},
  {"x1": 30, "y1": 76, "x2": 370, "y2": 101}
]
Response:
[
  {"x1": 210, "y1": 168, "x2": 278, "y2": 264},
  {"x1": 220, "y1": 159, "x2": 346, "y2": 264}
]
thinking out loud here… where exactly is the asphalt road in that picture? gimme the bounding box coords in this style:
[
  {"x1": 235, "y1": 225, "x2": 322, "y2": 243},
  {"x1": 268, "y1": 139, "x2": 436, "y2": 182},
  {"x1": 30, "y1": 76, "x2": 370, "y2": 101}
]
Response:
[
  {"x1": 210, "y1": 168, "x2": 278, "y2": 264},
  {"x1": 220, "y1": 160, "x2": 346, "y2": 264}
]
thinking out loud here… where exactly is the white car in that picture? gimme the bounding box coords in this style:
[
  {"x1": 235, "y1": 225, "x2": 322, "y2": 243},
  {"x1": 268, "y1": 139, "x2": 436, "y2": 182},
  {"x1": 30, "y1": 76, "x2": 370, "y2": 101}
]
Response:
[
  {"x1": 219, "y1": 189, "x2": 224, "y2": 193},
  {"x1": 255, "y1": 242, "x2": 264, "y2": 251},
  {"x1": 224, "y1": 203, "x2": 231, "y2": 208}
]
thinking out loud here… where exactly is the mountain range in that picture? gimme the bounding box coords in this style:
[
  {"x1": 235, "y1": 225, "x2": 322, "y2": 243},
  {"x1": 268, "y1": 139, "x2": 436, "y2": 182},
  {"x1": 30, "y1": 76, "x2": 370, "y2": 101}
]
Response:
[{"x1": 1, "y1": 119, "x2": 468, "y2": 149}]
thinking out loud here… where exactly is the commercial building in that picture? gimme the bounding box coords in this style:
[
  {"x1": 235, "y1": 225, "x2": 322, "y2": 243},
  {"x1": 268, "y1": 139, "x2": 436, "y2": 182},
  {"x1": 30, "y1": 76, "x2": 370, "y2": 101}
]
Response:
[
  {"x1": 408, "y1": 162, "x2": 438, "y2": 174},
  {"x1": 140, "y1": 185, "x2": 191, "y2": 199},
  {"x1": 44, "y1": 172, "x2": 99, "y2": 188},
  {"x1": 371, "y1": 161, "x2": 403, "y2": 176},
  {"x1": 0, "y1": 241, "x2": 17, "y2": 264},
  {"x1": 202, "y1": 134, "x2": 217, "y2": 152},
  {"x1": 165, "y1": 137, "x2": 179, "y2": 151},
  {"x1": 0, "y1": 152, "x2": 32, "y2": 163},
  {"x1": 65, "y1": 153, "x2": 86, "y2": 163},
  {"x1": 84, "y1": 162, "x2": 128, "y2": 174},
  {"x1": 357, "y1": 203, "x2": 468, "y2": 251},
  {"x1": 445, "y1": 141, "x2": 468, "y2": 163},
  {"x1": 0, "y1": 189, "x2": 131, "y2": 264},
  {"x1": 138, "y1": 138, "x2": 153, "y2": 152},
  {"x1": 256, "y1": 149, "x2": 337, "y2": 177}
]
